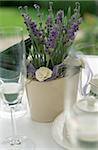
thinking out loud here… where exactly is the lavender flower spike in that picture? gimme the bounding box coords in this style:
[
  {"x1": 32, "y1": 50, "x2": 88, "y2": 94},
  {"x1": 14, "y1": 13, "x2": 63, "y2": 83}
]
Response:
[
  {"x1": 19, "y1": 6, "x2": 44, "y2": 44},
  {"x1": 46, "y1": 26, "x2": 58, "y2": 50},
  {"x1": 45, "y1": 15, "x2": 53, "y2": 33},
  {"x1": 55, "y1": 10, "x2": 64, "y2": 24}
]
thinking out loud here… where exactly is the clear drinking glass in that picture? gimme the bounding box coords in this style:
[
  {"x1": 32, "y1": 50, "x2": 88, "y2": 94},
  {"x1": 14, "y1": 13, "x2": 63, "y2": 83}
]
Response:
[
  {"x1": 0, "y1": 27, "x2": 35, "y2": 149},
  {"x1": 63, "y1": 43, "x2": 98, "y2": 150}
]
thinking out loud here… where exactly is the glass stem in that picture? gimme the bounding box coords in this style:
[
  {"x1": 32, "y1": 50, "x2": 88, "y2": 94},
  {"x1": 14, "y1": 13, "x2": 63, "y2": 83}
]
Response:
[
  {"x1": 10, "y1": 106, "x2": 21, "y2": 145},
  {"x1": 10, "y1": 106, "x2": 17, "y2": 139}
]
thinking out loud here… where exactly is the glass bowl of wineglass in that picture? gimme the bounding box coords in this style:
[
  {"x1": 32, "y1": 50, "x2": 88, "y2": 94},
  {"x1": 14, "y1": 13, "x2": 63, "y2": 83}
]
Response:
[{"x1": 0, "y1": 27, "x2": 27, "y2": 118}]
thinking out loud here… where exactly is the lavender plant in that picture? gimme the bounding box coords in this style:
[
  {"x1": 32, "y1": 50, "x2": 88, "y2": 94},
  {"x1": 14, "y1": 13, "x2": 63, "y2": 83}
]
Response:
[{"x1": 19, "y1": 2, "x2": 81, "y2": 81}]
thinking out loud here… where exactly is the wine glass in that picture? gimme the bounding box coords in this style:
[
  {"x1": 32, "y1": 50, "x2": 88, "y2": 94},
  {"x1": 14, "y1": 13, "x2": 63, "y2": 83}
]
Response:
[{"x1": 0, "y1": 27, "x2": 35, "y2": 149}]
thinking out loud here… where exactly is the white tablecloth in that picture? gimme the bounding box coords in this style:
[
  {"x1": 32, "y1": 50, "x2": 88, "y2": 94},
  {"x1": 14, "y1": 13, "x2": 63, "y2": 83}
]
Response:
[
  {"x1": 0, "y1": 56, "x2": 97, "y2": 150},
  {"x1": 0, "y1": 91, "x2": 64, "y2": 150}
]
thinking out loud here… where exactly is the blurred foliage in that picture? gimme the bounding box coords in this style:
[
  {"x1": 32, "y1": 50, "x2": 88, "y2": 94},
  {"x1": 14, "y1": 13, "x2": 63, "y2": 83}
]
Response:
[
  {"x1": 74, "y1": 13, "x2": 98, "y2": 55},
  {"x1": 0, "y1": 1, "x2": 97, "y2": 16},
  {"x1": 0, "y1": 1, "x2": 97, "y2": 29},
  {"x1": 38, "y1": 1, "x2": 96, "y2": 16}
]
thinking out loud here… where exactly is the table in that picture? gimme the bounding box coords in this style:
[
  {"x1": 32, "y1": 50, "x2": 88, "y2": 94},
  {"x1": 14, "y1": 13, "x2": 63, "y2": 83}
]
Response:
[
  {"x1": 0, "y1": 56, "x2": 97, "y2": 150},
  {"x1": 0, "y1": 90, "x2": 64, "y2": 150}
]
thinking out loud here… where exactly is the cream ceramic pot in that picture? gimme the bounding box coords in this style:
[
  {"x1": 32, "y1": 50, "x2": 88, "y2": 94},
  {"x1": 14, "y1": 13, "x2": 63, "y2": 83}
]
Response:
[{"x1": 26, "y1": 72, "x2": 80, "y2": 123}]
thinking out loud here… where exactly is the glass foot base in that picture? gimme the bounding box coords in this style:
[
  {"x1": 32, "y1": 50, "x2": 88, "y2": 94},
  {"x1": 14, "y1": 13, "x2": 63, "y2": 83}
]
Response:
[{"x1": 0, "y1": 136, "x2": 35, "y2": 150}]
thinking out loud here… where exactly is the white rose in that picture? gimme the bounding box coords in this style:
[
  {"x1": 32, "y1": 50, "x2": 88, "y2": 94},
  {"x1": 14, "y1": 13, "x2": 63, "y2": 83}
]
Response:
[{"x1": 35, "y1": 67, "x2": 53, "y2": 82}]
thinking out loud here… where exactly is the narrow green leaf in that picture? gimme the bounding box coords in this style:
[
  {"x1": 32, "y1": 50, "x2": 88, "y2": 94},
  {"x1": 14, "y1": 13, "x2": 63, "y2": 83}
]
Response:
[
  {"x1": 64, "y1": 16, "x2": 67, "y2": 26},
  {"x1": 67, "y1": 7, "x2": 71, "y2": 20},
  {"x1": 46, "y1": 54, "x2": 50, "y2": 67}
]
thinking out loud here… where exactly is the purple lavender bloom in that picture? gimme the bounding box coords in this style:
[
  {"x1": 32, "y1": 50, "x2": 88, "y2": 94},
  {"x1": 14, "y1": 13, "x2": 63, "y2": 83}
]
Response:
[
  {"x1": 67, "y1": 21, "x2": 79, "y2": 41},
  {"x1": 27, "y1": 63, "x2": 36, "y2": 76},
  {"x1": 66, "y1": 2, "x2": 80, "y2": 42},
  {"x1": 21, "y1": 13, "x2": 37, "y2": 36},
  {"x1": 22, "y1": 13, "x2": 41, "y2": 39},
  {"x1": 46, "y1": 27, "x2": 58, "y2": 50},
  {"x1": 67, "y1": 29, "x2": 75, "y2": 40},
  {"x1": 30, "y1": 22, "x2": 38, "y2": 36},
  {"x1": 71, "y1": 23, "x2": 79, "y2": 32},
  {"x1": 45, "y1": 15, "x2": 53, "y2": 32},
  {"x1": 21, "y1": 12, "x2": 45, "y2": 45},
  {"x1": 55, "y1": 10, "x2": 64, "y2": 24}
]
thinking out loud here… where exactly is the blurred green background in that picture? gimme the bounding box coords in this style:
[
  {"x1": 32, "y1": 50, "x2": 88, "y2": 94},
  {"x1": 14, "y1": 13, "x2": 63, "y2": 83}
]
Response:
[
  {"x1": 0, "y1": 0, "x2": 97, "y2": 29},
  {"x1": 0, "y1": 0, "x2": 98, "y2": 54}
]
